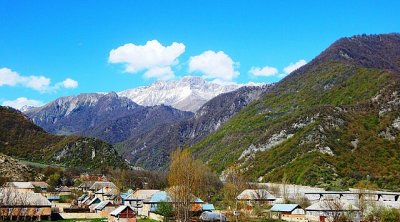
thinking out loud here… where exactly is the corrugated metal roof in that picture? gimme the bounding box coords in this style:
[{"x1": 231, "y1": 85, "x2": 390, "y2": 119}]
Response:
[
  {"x1": 306, "y1": 200, "x2": 359, "y2": 211},
  {"x1": 148, "y1": 191, "x2": 172, "y2": 203},
  {"x1": 110, "y1": 205, "x2": 134, "y2": 216},
  {"x1": 236, "y1": 189, "x2": 276, "y2": 200},
  {"x1": 89, "y1": 181, "x2": 116, "y2": 190},
  {"x1": 201, "y1": 204, "x2": 215, "y2": 211},
  {"x1": 194, "y1": 197, "x2": 204, "y2": 203},
  {"x1": 87, "y1": 197, "x2": 101, "y2": 206},
  {"x1": 5, "y1": 182, "x2": 34, "y2": 189},
  {"x1": 270, "y1": 204, "x2": 300, "y2": 212},
  {"x1": 47, "y1": 196, "x2": 60, "y2": 200},
  {"x1": 95, "y1": 201, "x2": 112, "y2": 210},
  {"x1": 57, "y1": 186, "x2": 71, "y2": 192},
  {"x1": 78, "y1": 181, "x2": 96, "y2": 188},
  {"x1": 82, "y1": 196, "x2": 91, "y2": 204},
  {"x1": 78, "y1": 194, "x2": 87, "y2": 201},
  {"x1": 0, "y1": 191, "x2": 51, "y2": 206},
  {"x1": 31, "y1": 181, "x2": 49, "y2": 188},
  {"x1": 126, "y1": 189, "x2": 160, "y2": 200}
]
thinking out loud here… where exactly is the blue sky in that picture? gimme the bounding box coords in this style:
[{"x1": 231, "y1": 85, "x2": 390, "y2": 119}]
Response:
[{"x1": 0, "y1": 0, "x2": 399, "y2": 109}]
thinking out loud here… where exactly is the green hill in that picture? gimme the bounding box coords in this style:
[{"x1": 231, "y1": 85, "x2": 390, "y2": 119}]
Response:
[
  {"x1": 0, "y1": 106, "x2": 126, "y2": 171},
  {"x1": 191, "y1": 33, "x2": 400, "y2": 190}
]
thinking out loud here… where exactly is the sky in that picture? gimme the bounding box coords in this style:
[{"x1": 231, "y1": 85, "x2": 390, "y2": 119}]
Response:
[{"x1": 0, "y1": 0, "x2": 399, "y2": 109}]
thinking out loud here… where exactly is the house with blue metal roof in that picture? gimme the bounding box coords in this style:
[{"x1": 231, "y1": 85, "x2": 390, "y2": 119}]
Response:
[
  {"x1": 270, "y1": 204, "x2": 305, "y2": 221},
  {"x1": 201, "y1": 203, "x2": 215, "y2": 212},
  {"x1": 46, "y1": 196, "x2": 60, "y2": 203},
  {"x1": 139, "y1": 190, "x2": 206, "y2": 217},
  {"x1": 271, "y1": 204, "x2": 304, "y2": 213}
]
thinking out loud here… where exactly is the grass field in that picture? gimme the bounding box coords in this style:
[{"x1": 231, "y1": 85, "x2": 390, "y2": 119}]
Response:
[{"x1": 20, "y1": 159, "x2": 65, "y2": 169}]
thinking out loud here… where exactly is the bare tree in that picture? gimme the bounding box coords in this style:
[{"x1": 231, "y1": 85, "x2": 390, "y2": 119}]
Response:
[
  {"x1": 221, "y1": 166, "x2": 247, "y2": 210},
  {"x1": 282, "y1": 174, "x2": 289, "y2": 203},
  {"x1": 321, "y1": 198, "x2": 353, "y2": 222},
  {"x1": 267, "y1": 183, "x2": 281, "y2": 198},
  {"x1": 168, "y1": 149, "x2": 211, "y2": 222},
  {"x1": 354, "y1": 181, "x2": 377, "y2": 220},
  {"x1": 253, "y1": 189, "x2": 271, "y2": 207}
]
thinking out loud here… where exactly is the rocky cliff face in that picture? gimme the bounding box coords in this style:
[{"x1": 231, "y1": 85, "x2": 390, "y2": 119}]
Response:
[{"x1": 0, "y1": 153, "x2": 35, "y2": 181}]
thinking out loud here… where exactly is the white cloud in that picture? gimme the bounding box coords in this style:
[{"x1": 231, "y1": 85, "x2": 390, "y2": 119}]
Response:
[
  {"x1": 24, "y1": 75, "x2": 51, "y2": 91},
  {"x1": 188, "y1": 50, "x2": 239, "y2": 81},
  {"x1": 144, "y1": 67, "x2": 175, "y2": 81},
  {"x1": 249, "y1": 66, "x2": 278, "y2": 77},
  {"x1": 0, "y1": 68, "x2": 20, "y2": 86},
  {"x1": 108, "y1": 40, "x2": 185, "y2": 80},
  {"x1": 0, "y1": 67, "x2": 78, "y2": 92},
  {"x1": 283, "y1": 59, "x2": 307, "y2": 75},
  {"x1": 58, "y1": 78, "x2": 78, "y2": 89},
  {"x1": 2, "y1": 97, "x2": 44, "y2": 110}
]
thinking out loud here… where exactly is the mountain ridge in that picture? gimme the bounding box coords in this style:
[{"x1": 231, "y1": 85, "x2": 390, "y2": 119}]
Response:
[
  {"x1": 117, "y1": 76, "x2": 260, "y2": 112},
  {"x1": 0, "y1": 106, "x2": 126, "y2": 171},
  {"x1": 116, "y1": 85, "x2": 270, "y2": 169},
  {"x1": 190, "y1": 33, "x2": 400, "y2": 190},
  {"x1": 25, "y1": 92, "x2": 193, "y2": 144}
]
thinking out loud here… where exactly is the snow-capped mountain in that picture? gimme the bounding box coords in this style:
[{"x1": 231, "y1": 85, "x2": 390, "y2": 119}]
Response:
[
  {"x1": 25, "y1": 92, "x2": 192, "y2": 143},
  {"x1": 117, "y1": 76, "x2": 248, "y2": 112}
]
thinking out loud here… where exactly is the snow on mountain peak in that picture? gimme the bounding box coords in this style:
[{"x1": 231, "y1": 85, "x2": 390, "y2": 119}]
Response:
[{"x1": 117, "y1": 76, "x2": 251, "y2": 112}]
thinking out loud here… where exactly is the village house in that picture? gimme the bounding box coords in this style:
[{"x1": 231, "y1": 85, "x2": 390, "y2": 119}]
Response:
[
  {"x1": 77, "y1": 194, "x2": 88, "y2": 206},
  {"x1": 89, "y1": 181, "x2": 117, "y2": 193},
  {"x1": 107, "y1": 192, "x2": 123, "y2": 205},
  {"x1": 124, "y1": 189, "x2": 160, "y2": 215},
  {"x1": 88, "y1": 197, "x2": 102, "y2": 212},
  {"x1": 4, "y1": 182, "x2": 35, "y2": 193},
  {"x1": 79, "y1": 195, "x2": 93, "y2": 208},
  {"x1": 109, "y1": 205, "x2": 137, "y2": 222},
  {"x1": 78, "y1": 181, "x2": 96, "y2": 192},
  {"x1": 201, "y1": 203, "x2": 216, "y2": 212},
  {"x1": 56, "y1": 186, "x2": 72, "y2": 196},
  {"x1": 30, "y1": 182, "x2": 50, "y2": 193},
  {"x1": 95, "y1": 187, "x2": 120, "y2": 202},
  {"x1": 236, "y1": 189, "x2": 276, "y2": 211},
  {"x1": 94, "y1": 200, "x2": 116, "y2": 217},
  {"x1": 46, "y1": 195, "x2": 61, "y2": 205},
  {"x1": 120, "y1": 190, "x2": 133, "y2": 205},
  {"x1": 0, "y1": 190, "x2": 52, "y2": 221},
  {"x1": 305, "y1": 199, "x2": 360, "y2": 222},
  {"x1": 270, "y1": 204, "x2": 306, "y2": 221},
  {"x1": 143, "y1": 191, "x2": 172, "y2": 216},
  {"x1": 144, "y1": 190, "x2": 205, "y2": 218}
]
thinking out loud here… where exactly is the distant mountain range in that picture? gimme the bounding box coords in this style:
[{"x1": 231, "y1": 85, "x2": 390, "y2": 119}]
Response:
[
  {"x1": 25, "y1": 92, "x2": 192, "y2": 144},
  {"x1": 191, "y1": 33, "x2": 400, "y2": 190},
  {"x1": 24, "y1": 77, "x2": 267, "y2": 169},
  {"x1": 24, "y1": 81, "x2": 269, "y2": 169},
  {"x1": 117, "y1": 76, "x2": 251, "y2": 112},
  {"x1": 117, "y1": 85, "x2": 271, "y2": 169}
]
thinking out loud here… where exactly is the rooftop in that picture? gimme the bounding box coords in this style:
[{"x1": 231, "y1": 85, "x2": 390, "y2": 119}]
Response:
[
  {"x1": 271, "y1": 204, "x2": 300, "y2": 212},
  {"x1": 110, "y1": 205, "x2": 135, "y2": 216},
  {"x1": 126, "y1": 189, "x2": 160, "y2": 200},
  {"x1": 0, "y1": 191, "x2": 51, "y2": 206},
  {"x1": 236, "y1": 189, "x2": 276, "y2": 200},
  {"x1": 5, "y1": 182, "x2": 34, "y2": 189}
]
